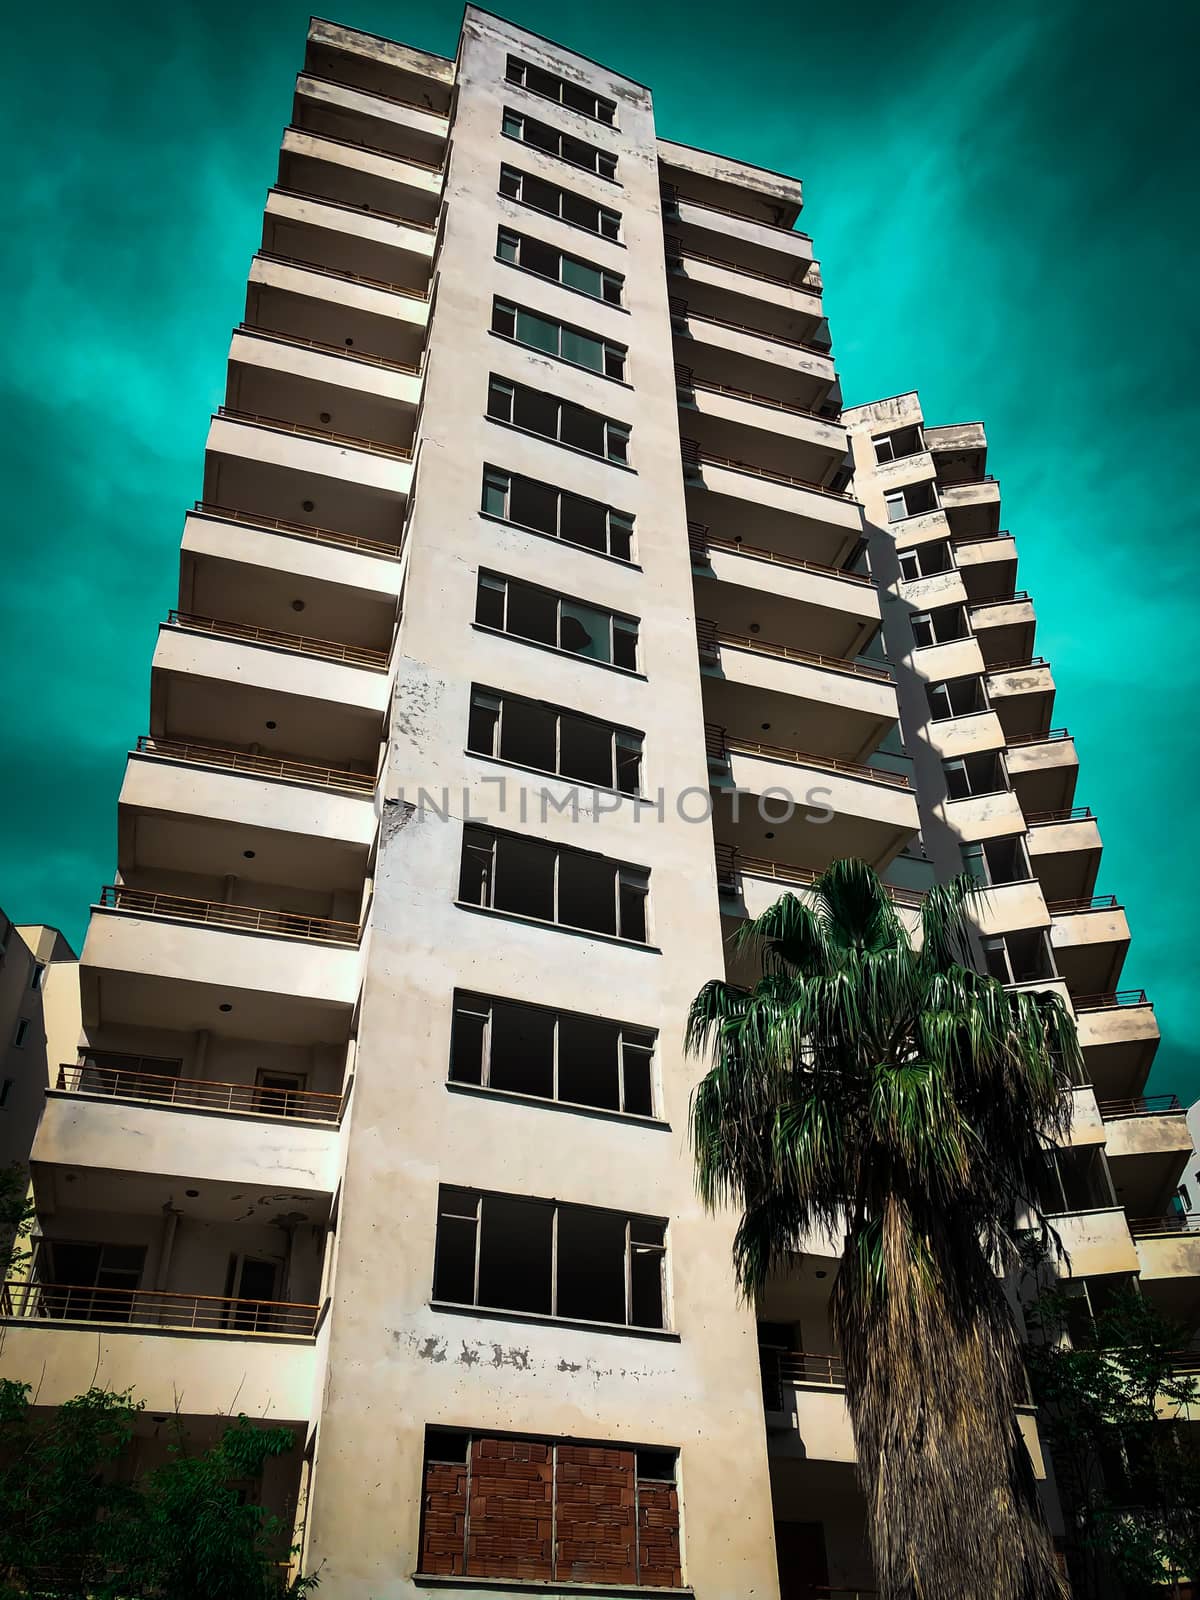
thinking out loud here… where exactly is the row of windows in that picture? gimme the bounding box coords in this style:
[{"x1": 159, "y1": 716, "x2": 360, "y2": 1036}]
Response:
[
  {"x1": 502, "y1": 106, "x2": 617, "y2": 180},
  {"x1": 498, "y1": 226, "x2": 624, "y2": 304},
  {"x1": 468, "y1": 685, "x2": 643, "y2": 794},
  {"x1": 500, "y1": 163, "x2": 621, "y2": 239},
  {"x1": 482, "y1": 463, "x2": 633, "y2": 558},
  {"x1": 492, "y1": 296, "x2": 626, "y2": 379},
  {"x1": 486, "y1": 377, "x2": 631, "y2": 464},
  {"x1": 476, "y1": 569, "x2": 640, "y2": 670},
  {"x1": 460, "y1": 824, "x2": 650, "y2": 943},
  {"x1": 505, "y1": 54, "x2": 618, "y2": 126}
]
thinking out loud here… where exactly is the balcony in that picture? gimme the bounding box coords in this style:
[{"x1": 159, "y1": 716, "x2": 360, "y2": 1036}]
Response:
[
  {"x1": 675, "y1": 367, "x2": 847, "y2": 487},
  {"x1": 1129, "y1": 1215, "x2": 1200, "y2": 1324},
  {"x1": 293, "y1": 69, "x2": 448, "y2": 169},
  {"x1": 81, "y1": 884, "x2": 362, "y2": 1050},
  {"x1": 226, "y1": 324, "x2": 421, "y2": 453},
  {"x1": 132, "y1": 734, "x2": 376, "y2": 795},
  {"x1": 262, "y1": 186, "x2": 435, "y2": 295},
  {"x1": 1044, "y1": 1206, "x2": 1139, "y2": 1277},
  {"x1": 908, "y1": 634, "x2": 987, "y2": 685},
  {"x1": 1098, "y1": 1096, "x2": 1192, "y2": 1218},
  {"x1": 1025, "y1": 808, "x2": 1102, "y2": 902},
  {"x1": 939, "y1": 477, "x2": 1001, "y2": 538},
  {"x1": 971, "y1": 878, "x2": 1051, "y2": 938},
  {"x1": 690, "y1": 527, "x2": 878, "y2": 659},
  {"x1": 670, "y1": 299, "x2": 838, "y2": 414},
  {"x1": 983, "y1": 658, "x2": 1055, "y2": 740},
  {"x1": 1005, "y1": 729, "x2": 1079, "y2": 814},
  {"x1": 41, "y1": 1062, "x2": 341, "y2": 1191},
  {"x1": 247, "y1": 250, "x2": 428, "y2": 374},
  {"x1": 760, "y1": 1348, "x2": 855, "y2": 1464},
  {"x1": 1049, "y1": 896, "x2": 1130, "y2": 998},
  {"x1": 968, "y1": 592, "x2": 1035, "y2": 670},
  {"x1": 950, "y1": 531, "x2": 1018, "y2": 604},
  {"x1": 278, "y1": 126, "x2": 442, "y2": 226},
  {"x1": 697, "y1": 621, "x2": 899, "y2": 763},
  {"x1": 941, "y1": 787, "x2": 1027, "y2": 842},
  {"x1": 924, "y1": 708, "x2": 1008, "y2": 762},
  {"x1": 203, "y1": 406, "x2": 415, "y2": 542},
  {"x1": 1066, "y1": 1083, "x2": 1107, "y2": 1149},
  {"x1": 708, "y1": 728, "x2": 919, "y2": 874},
  {"x1": 716, "y1": 846, "x2": 923, "y2": 952},
  {"x1": 1075, "y1": 991, "x2": 1160, "y2": 1101},
  {"x1": 664, "y1": 239, "x2": 824, "y2": 346},
  {"x1": 923, "y1": 421, "x2": 987, "y2": 485},
  {"x1": 304, "y1": 19, "x2": 455, "y2": 116},
  {"x1": 660, "y1": 182, "x2": 815, "y2": 282}
]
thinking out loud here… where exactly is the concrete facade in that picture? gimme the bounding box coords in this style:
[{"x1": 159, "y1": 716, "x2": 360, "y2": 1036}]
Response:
[{"x1": 2, "y1": 15, "x2": 1196, "y2": 1600}]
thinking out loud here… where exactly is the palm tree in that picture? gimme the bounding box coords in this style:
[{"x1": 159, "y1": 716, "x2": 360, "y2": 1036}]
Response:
[{"x1": 687, "y1": 858, "x2": 1079, "y2": 1600}]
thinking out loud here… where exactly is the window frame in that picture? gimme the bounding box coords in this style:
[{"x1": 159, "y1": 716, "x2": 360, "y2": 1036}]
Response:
[
  {"x1": 467, "y1": 683, "x2": 644, "y2": 796},
  {"x1": 474, "y1": 570, "x2": 641, "y2": 672},
  {"x1": 496, "y1": 227, "x2": 624, "y2": 305},
  {"x1": 433, "y1": 1183, "x2": 668, "y2": 1330},
  {"x1": 501, "y1": 106, "x2": 618, "y2": 180},
  {"x1": 504, "y1": 55, "x2": 618, "y2": 126},
  {"x1": 485, "y1": 377, "x2": 631, "y2": 467},
  {"x1": 498, "y1": 162, "x2": 621, "y2": 240},
  {"x1": 491, "y1": 297, "x2": 627, "y2": 381}
]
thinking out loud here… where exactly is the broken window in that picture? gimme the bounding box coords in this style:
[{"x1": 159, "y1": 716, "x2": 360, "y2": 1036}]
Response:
[
  {"x1": 960, "y1": 835, "x2": 1031, "y2": 885},
  {"x1": 474, "y1": 571, "x2": 640, "y2": 670},
  {"x1": 468, "y1": 685, "x2": 643, "y2": 794},
  {"x1": 491, "y1": 298, "x2": 627, "y2": 380},
  {"x1": 501, "y1": 107, "x2": 618, "y2": 179},
  {"x1": 873, "y1": 424, "x2": 923, "y2": 464},
  {"x1": 496, "y1": 227, "x2": 624, "y2": 304},
  {"x1": 504, "y1": 56, "x2": 618, "y2": 125},
  {"x1": 459, "y1": 826, "x2": 650, "y2": 942},
  {"x1": 910, "y1": 604, "x2": 969, "y2": 648},
  {"x1": 981, "y1": 928, "x2": 1056, "y2": 986},
  {"x1": 942, "y1": 751, "x2": 1007, "y2": 799},
  {"x1": 433, "y1": 1186, "x2": 667, "y2": 1329},
  {"x1": 499, "y1": 164, "x2": 621, "y2": 239},
  {"x1": 884, "y1": 480, "x2": 938, "y2": 522},
  {"x1": 450, "y1": 990, "x2": 656, "y2": 1116},
  {"x1": 897, "y1": 540, "x2": 952, "y2": 582},
  {"x1": 926, "y1": 676, "x2": 987, "y2": 721},
  {"x1": 485, "y1": 385, "x2": 631, "y2": 467},
  {"x1": 419, "y1": 1428, "x2": 679, "y2": 1586}
]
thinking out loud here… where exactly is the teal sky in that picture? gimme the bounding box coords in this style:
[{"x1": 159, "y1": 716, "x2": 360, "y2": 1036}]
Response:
[{"x1": 2, "y1": 1, "x2": 1196, "y2": 1097}]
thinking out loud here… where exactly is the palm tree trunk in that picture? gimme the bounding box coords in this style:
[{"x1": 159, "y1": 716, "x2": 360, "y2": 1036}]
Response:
[{"x1": 834, "y1": 1196, "x2": 1067, "y2": 1600}]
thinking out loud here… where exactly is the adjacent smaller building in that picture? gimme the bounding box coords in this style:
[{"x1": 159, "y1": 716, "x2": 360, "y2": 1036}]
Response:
[{"x1": 0, "y1": 908, "x2": 78, "y2": 1170}]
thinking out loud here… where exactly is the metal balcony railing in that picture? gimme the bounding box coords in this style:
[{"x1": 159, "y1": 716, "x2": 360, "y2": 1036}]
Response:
[
  {"x1": 1047, "y1": 894, "x2": 1121, "y2": 915},
  {"x1": 705, "y1": 725, "x2": 911, "y2": 789},
  {"x1": 1024, "y1": 806, "x2": 1095, "y2": 824},
  {"x1": 1097, "y1": 1094, "x2": 1183, "y2": 1120},
  {"x1": 165, "y1": 610, "x2": 390, "y2": 669},
  {"x1": 669, "y1": 297, "x2": 833, "y2": 361},
  {"x1": 659, "y1": 182, "x2": 814, "y2": 245},
  {"x1": 696, "y1": 619, "x2": 892, "y2": 684},
  {"x1": 235, "y1": 321, "x2": 421, "y2": 375},
  {"x1": 664, "y1": 234, "x2": 822, "y2": 294},
  {"x1": 674, "y1": 364, "x2": 840, "y2": 425},
  {"x1": 269, "y1": 182, "x2": 439, "y2": 234},
  {"x1": 285, "y1": 121, "x2": 444, "y2": 175},
  {"x1": 55, "y1": 1062, "x2": 344, "y2": 1123},
  {"x1": 986, "y1": 655, "x2": 1050, "y2": 674},
  {"x1": 255, "y1": 247, "x2": 431, "y2": 298},
  {"x1": 714, "y1": 844, "x2": 924, "y2": 908},
  {"x1": 215, "y1": 405, "x2": 414, "y2": 461},
  {"x1": 193, "y1": 501, "x2": 403, "y2": 560},
  {"x1": 1127, "y1": 1214, "x2": 1200, "y2": 1239},
  {"x1": 970, "y1": 589, "x2": 1032, "y2": 608},
  {"x1": 1074, "y1": 989, "x2": 1151, "y2": 1010},
  {"x1": 760, "y1": 1347, "x2": 846, "y2": 1411},
  {"x1": 686, "y1": 521, "x2": 868, "y2": 585},
  {"x1": 95, "y1": 885, "x2": 361, "y2": 946},
  {"x1": 680, "y1": 438, "x2": 855, "y2": 501},
  {"x1": 1006, "y1": 727, "x2": 1072, "y2": 746},
  {"x1": 0, "y1": 1281, "x2": 321, "y2": 1336},
  {"x1": 297, "y1": 70, "x2": 451, "y2": 122},
  {"x1": 135, "y1": 734, "x2": 377, "y2": 794}
]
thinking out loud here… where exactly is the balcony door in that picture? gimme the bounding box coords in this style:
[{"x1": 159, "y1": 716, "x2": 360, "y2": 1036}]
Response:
[
  {"x1": 40, "y1": 1241, "x2": 146, "y2": 1322},
  {"x1": 774, "y1": 1520, "x2": 830, "y2": 1600},
  {"x1": 224, "y1": 1253, "x2": 280, "y2": 1331}
]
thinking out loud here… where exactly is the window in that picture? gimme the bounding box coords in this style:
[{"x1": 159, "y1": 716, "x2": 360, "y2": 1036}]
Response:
[
  {"x1": 486, "y1": 378, "x2": 631, "y2": 466},
  {"x1": 943, "y1": 752, "x2": 1007, "y2": 800},
  {"x1": 491, "y1": 297, "x2": 626, "y2": 379},
  {"x1": 961, "y1": 836, "x2": 1031, "y2": 885},
  {"x1": 475, "y1": 571, "x2": 640, "y2": 670},
  {"x1": 433, "y1": 1185, "x2": 666, "y2": 1329},
  {"x1": 926, "y1": 677, "x2": 987, "y2": 721},
  {"x1": 481, "y1": 466, "x2": 634, "y2": 558},
  {"x1": 468, "y1": 686, "x2": 643, "y2": 794},
  {"x1": 505, "y1": 55, "x2": 618, "y2": 125},
  {"x1": 11, "y1": 1019, "x2": 29, "y2": 1049},
  {"x1": 910, "y1": 605, "x2": 969, "y2": 648},
  {"x1": 38, "y1": 1241, "x2": 146, "y2": 1323},
  {"x1": 0, "y1": 1079, "x2": 12, "y2": 1108},
  {"x1": 497, "y1": 228, "x2": 623, "y2": 304},
  {"x1": 450, "y1": 991, "x2": 655, "y2": 1115},
  {"x1": 459, "y1": 826, "x2": 650, "y2": 942},
  {"x1": 884, "y1": 480, "x2": 939, "y2": 522},
  {"x1": 982, "y1": 930, "x2": 1056, "y2": 987},
  {"x1": 897, "y1": 541, "x2": 952, "y2": 582},
  {"x1": 420, "y1": 1427, "x2": 680, "y2": 1586},
  {"x1": 499, "y1": 164, "x2": 621, "y2": 238},
  {"x1": 502, "y1": 107, "x2": 617, "y2": 179},
  {"x1": 30, "y1": 963, "x2": 45, "y2": 991},
  {"x1": 873, "y1": 424, "x2": 923, "y2": 463}
]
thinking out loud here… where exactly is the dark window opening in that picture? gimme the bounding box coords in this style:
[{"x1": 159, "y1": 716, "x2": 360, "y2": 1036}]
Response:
[
  {"x1": 897, "y1": 541, "x2": 952, "y2": 581},
  {"x1": 873, "y1": 424, "x2": 923, "y2": 463},
  {"x1": 496, "y1": 228, "x2": 624, "y2": 305},
  {"x1": 927, "y1": 676, "x2": 987, "y2": 721},
  {"x1": 479, "y1": 459, "x2": 635, "y2": 556},
  {"x1": 491, "y1": 298, "x2": 627, "y2": 381},
  {"x1": 502, "y1": 107, "x2": 618, "y2": 179},
  {"x1": 961, "y1": 834, "x2": 1030, "y2": 885},
  {"x1": 433, "y1": 1186, "x2": 666, "y2": 1329},
  {"x1": 475, "y1": 572, "x2": 640, "y2": 671},
  {"x1": 468, "y1": 685, "x2": 643, "y2": 794},
  {"x1": 943, "y1": 751, "x2": 1007, "y2": 800},
  {"x1": 911, "y1": 604, "x2": 969, "y2": 648},
  {"x1": 884, "y1": 480, "x2": 938, "y2": 522},
  {"x1": 459, "y1": 826, "x2": 651, "y2": 944},
  {"x1": 505, "y1": 56, "x2": 618, "y2": 125}
]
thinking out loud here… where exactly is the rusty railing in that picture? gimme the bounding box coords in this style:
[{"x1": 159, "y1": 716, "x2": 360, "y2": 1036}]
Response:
[
  {"x1": 216, "y1": 405, "x2": 413, "y2": 462},
  {"x1": 1024, "y1": 806, "x2": 1095, "y2": 824},
  {"x1": 1046, "y1": 894, "x2": 1121, "y2": 915},
  {"x1": 192, "y1": 501, "x2": 403, "y2": 560},
  {"x1": 1073, "y1": 989, "x2": 1150, "y2": 1010},
  {"x1": 670, "y1": 297, "x2": 833, "y2": 361},
  {"x1": 664, "y1": 235, "x2": 822, "y2": 294},
  {"x1": 95, "y1": 885, "x2": 361, "y2": 946},
  {"x1": 1, "y1": 1280, "x2": 320, "y2": 1336},
  {"x1": 680, "y1": 437, "x2": 855, "y2": 501},
  {"x1": 696, "y1": 618, "x2": 892, "y2": 685},
  {"x1": 1127, "y1": 1214, "x2": 1200, "y2": 1240},
  {"x1": 760, "y1": 1346, "x2": 847, "y2": 1411},
  {"x1": 705, "y1": 725, "x2": 910, "y2": 789},
  {"x1": 235, "y1": 322, "x2": 421, "y2": 375},
  {"x1": 1097, "y1": 1094, "x2": 1183, "y2": 1120},
  {"x1": 674, "y1": 364, "x2": 840, "y2": 425},
  {"x1": 166, "y1": 610, "x2": 389, "y2": 669},
  {"x1": 255, "y1": 247, "x2": 431, "y2": 298},
  {"x1": 56, "y1": 1062, "x2": 344, "y2": 1123},
  {"x1": 285, "y1": 121, "x2": 444, "y2": 175},
  {"x1": 715, "y1": 844, "x2": 924, "y2": 908},
  {"x1": 135, "y1": 734, "x2": 377, "y2": 794},
  {"x1": 687, "y1": 522, "x2": 869, "y2": 586},
  {"x1": 297, "y1": 71, "x2": 451, "y2": 122}
]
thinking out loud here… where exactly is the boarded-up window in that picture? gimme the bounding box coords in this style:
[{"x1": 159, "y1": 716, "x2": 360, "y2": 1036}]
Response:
[{"x1": 420, "y1": 1429, "x2": 680, "y2": 1587}]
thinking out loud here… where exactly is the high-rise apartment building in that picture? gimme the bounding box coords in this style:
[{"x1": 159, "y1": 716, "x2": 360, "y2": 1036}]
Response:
[{"x1": 2, "y1": 12, "x2": 1195, "y2": 1598}]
